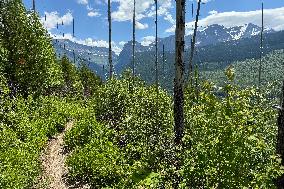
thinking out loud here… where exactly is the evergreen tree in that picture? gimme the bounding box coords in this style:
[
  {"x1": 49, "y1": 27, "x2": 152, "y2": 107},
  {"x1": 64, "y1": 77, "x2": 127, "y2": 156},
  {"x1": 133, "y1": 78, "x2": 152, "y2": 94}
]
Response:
[
  {"x1": 79, "y1": 62, "x2": 102, "y2": 97},
  {"x1": 60, "y1": 56, "x2": 83, "y2": 96}
]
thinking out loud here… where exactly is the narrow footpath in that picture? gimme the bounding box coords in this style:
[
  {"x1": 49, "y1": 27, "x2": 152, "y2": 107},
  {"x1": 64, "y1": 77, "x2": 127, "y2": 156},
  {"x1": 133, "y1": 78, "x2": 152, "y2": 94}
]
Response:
[{"x1": 33, "y1": 121, "x2": 90, "y2": 189}]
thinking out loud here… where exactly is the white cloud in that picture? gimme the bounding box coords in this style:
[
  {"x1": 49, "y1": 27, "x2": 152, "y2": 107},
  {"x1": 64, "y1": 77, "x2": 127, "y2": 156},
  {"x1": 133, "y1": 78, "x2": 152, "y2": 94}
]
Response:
[
  {"x1": 164, "y1": 13, "x2": 175, "y2": 24},
  {"x1": 77, "y1": 0, "x2": 88, "y2": 5},
  {"x1": 166, "y1": 7, "x2": 284, "y2": 33},
  {"x1": 111, "y1": 0, "x2": 173, "y2": 29},
  {"x1": 88, "y1": 11, "x2": 101, "y2": 17},
  {"x1": 208, "y1": 10, "x2": 218, "y2": 15},
  {"x1": 53, "y1": 34, "x2": 122, "y2": 55},
  {"x1": 136, "y1": 21, "x2": 148, "y2": 30},
  {"x1": 165, "y1": 25, "x2": 175, "y2": 33},
  {"x1": 41, "y1": 11, "x2": 73, "y2": 31},
  {"x1": 86, "y1": 5, "x2": 93, "y2": 11},
  {"x1": 141, "y1": 36, "x2": 155, "y2": 46}
]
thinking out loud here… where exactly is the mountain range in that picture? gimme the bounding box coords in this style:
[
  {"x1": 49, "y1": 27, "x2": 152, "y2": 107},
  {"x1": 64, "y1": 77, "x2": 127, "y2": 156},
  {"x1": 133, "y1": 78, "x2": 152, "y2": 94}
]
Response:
[{"x1": 52, "y1": 23, "x2": 278, "y2": 79}]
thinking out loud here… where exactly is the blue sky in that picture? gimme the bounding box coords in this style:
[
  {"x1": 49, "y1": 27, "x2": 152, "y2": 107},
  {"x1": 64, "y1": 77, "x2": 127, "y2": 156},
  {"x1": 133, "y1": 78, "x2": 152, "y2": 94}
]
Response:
[{"x1": 23, "y1": 0, "x2": 284, "y2": 53}]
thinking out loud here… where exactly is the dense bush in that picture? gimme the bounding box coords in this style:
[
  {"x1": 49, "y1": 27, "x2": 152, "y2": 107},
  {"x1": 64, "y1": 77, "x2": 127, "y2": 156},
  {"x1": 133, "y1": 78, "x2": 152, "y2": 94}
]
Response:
[
  {"x1": 65, "y1": 115, "x2": 126, "y2": 187},
  {"x1": 181, "y1": 78, "x2": 283, "y2": 188},
  {"x1": 65, "y1": 71, "x2": 284, "y2": 188},
  {"x1": 1, "y1": 0, "x2": 63, "y2": 96},
  {"x1": 95, "y1": 73, "x2": 174, "y2": 166},
  {"x1": 79, "y1": 62, "x2": 102, "y2": 97},
  {"x1": 65, "y1": 73, "x2": 174, "y2": 188},
  {"x1": 59, "y1": 56, "x2": 84, "y2": 96}
]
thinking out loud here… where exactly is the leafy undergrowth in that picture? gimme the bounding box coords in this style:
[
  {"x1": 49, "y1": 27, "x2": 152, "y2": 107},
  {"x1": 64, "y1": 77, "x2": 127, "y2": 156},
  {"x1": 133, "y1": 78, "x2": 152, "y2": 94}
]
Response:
[
  {"x1": 64, "y1": 75, "x2": 174, "y2": 188},
  {"x1": 182, "y1": 81, "x2": 284, "y2": 188},
  {"x1": 64, "y1": 74, "x2": 284, "y2": 188},
  {"x1": 0, "y1": 95, "x2": 86, "y2": 189}
]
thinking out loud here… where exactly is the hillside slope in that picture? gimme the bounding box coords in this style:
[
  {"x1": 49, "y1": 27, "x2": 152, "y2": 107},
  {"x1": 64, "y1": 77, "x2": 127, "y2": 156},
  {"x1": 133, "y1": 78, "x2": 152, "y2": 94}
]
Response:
[{"x1": 130, "y1": 31, "x2": 284, "y2": 91}]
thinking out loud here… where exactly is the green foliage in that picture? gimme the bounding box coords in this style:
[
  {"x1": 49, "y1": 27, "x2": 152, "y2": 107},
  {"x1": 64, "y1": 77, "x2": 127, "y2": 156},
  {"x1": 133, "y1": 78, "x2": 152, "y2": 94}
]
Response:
[
  {"x1": 181, "y1": 80, "x2": 284, "y2": 188},
  {"x1": 60, "y1": 56, "x2": 83, "y2": 96},
  {"x1": 65, "y1": 73, "x2": 283, "y2": 188},
  {"x1": 201, "y1": 50, "x2": 284, "y2": 88},
  {"x1": 64, "y1": 109, "x2": 112, "y2": 151},
  {"x1": 65, "y1": 117, "x2": 126, "y2": 187},
  {"x1": 1, "y1": 2, "x2": 283, "y2": 188},
  {"x1": 0, "y1": 43, "x2": 10, "y2": 96},
  {"x1": 0, "y1": 96, "x2": 85, "y2": 189},
  {"x1": 0, "y1": 0, "x2": 63, "y2": 96},
  {"x1": 95, "y1": 75, "x2": 173, "y2": 166},
  {"x1": 78, "y1": 62, "x2": 102, "y2": 97},
  {"x1": 65, "y1": 75, "x2": 174, "y2": 188}
]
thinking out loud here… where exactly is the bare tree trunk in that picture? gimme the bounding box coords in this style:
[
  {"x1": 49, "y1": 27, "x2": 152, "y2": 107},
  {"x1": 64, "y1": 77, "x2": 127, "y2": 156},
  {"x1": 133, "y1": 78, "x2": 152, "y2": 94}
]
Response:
[
  {"x1": 155, "y1": 0, "x2": 159, "y2": 93},
  {"x1": 276, "y1": 81, "x2": 284, "y2": 189},
  {"x1": 188, "y1": 0, "x2": 201, "y2": 86},
  {"x1": 132, "y1": 0, "x2": 136, "y2": 78},
  {"x1": 191, "y1": 3, "x2": 194, "y2": 18},
  {"x1": 72, "y1": 18, "x2": 75, "y2": 37},
  {"x1": 32, "y1": 0, "x2": 35, "y2": 12},
  {"x1": 108, "y1": 0, "x2": 113, "y2": 79},
  {"x1": 174, "y1": 0, "x2": 185, "y2": 146},
  {"x1": 163, "y1": 44, "x2": 165, "y2": 77},
  {"x1": 173, "y1": 2, "x2": 186, "y2": 188},
  {"x1": 258, "y1": 3, "x2": 264, "y2": 88}
]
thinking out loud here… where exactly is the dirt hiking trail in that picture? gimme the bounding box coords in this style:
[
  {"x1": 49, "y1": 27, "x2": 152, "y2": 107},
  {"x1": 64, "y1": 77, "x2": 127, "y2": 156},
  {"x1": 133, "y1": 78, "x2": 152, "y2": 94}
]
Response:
[{"x1": 33, "y1": 121, "x2": 90, "y2": 189}]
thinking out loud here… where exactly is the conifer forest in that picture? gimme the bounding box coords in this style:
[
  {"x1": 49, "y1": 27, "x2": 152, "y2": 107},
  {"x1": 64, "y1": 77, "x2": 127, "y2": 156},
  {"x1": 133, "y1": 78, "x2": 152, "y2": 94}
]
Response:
[{"x1": 1, "y1": 0, "x2": 284, "y2": 188}]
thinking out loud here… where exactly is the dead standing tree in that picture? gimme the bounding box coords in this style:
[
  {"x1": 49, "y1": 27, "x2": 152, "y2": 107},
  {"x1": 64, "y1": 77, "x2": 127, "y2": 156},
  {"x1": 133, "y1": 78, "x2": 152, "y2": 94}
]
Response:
[
  {"x1": 163, "y1": 44, "x2": 165, "y2": 77},
  {"x1": 132, "y1": 0, "x2": 136, "y2": 79},
  {"x1": 72, "y1": 18, "x2": 75, "y2": 37},
  {"x1": 173, "y1": 0, "x2": 186, "y2": 188},
  {"x1": 174, "y1": 0, "x2": 185, "y2": 146},
  {"x1": 188, "y1": 0, "x2": 201, "y2": 86},
  {"x1": 155, "y1": 0, "x2": 159, "y2": 94},
  {"x1": 32, "y1": 0, "x2": 35, "y2": 12},
  {"x1": 108, "y1": 0, "x2": 113, "y2": 79},
  {"x1": 258, "y1": 2, "x2": 264, "y2": 88}
]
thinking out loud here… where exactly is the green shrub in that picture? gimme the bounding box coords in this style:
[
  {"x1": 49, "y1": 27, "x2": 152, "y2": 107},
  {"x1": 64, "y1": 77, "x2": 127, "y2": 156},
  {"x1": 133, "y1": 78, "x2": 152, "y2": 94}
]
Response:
[
  {"x1": 1, "y1": 0, "x2": 63, "y2": 96},
  {"x1": 65, "y1": 76, "x2": 174, "y2": 188},
  {"x1": 94, "y1": 76, "x2": 174, "y2": 167},
  {"x1": 181, "y1": 81, "x2": 284, "y2": 188},
  {"x1": 64, "y1": 113, "x2": 113, "y2": 151},
  {"x1": 66, "y1": 137, "x2": 126, "y2": 187}
]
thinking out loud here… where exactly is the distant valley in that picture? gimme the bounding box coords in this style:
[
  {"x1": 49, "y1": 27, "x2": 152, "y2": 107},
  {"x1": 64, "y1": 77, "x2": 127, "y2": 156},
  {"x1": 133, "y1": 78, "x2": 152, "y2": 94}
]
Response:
[{"x1": 52, "y1": 23, "x2": 282, "y2": 83}]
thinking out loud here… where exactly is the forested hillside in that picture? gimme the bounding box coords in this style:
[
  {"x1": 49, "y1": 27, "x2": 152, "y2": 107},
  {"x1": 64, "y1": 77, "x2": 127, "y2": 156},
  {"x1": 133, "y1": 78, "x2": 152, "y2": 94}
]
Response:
[
  {"x1": 1, "y1": 0, "x2": 284, "y2": 189},
  {"x1": 115, "y1": 27, "x2": 284, "y2": 74},
  {"x1": 201, "y1": 50, "x2": 284, "y2": 87},
  {"x1": 127, "y1": 32, "x2": 284, "y2": 92}
]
